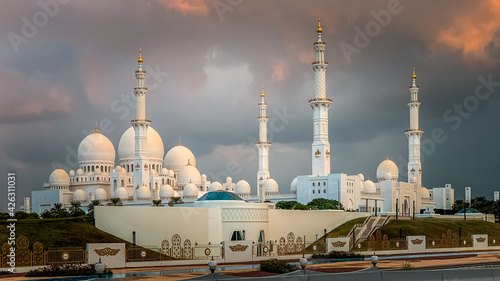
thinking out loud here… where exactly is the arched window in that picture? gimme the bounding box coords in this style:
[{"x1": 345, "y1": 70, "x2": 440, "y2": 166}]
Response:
[
  {"x1": 323, "y1": 182, "x2": 326, "y2": 186},
  {"x1": 121, "y1": 179, "x2": 124, "y2": 187},
  {"x1": 312, "y1": 183, "x2": 315, "y2": 187},
  {"x1": 313, "y1": 190, "x2": 315, "y2": 194}
]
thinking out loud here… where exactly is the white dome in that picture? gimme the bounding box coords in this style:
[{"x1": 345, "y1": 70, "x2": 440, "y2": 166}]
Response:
[
  {"x1": 376, "y1": 158, "x2": 399, "y2": 181},
  {"x1": 364, "y1": 180, "x2": 376, "y2": 193},
  {"x1": 183, "y1": 183, "x2": 198, "y2": 197},
  {"x1": 163, "y1": 144, "x2": 196, "y2": 171},
  {"x1": 95, "y1": 187, "x2": 107, "y2": 201},
  {"x1": 95, "y1": 167, "x2": 102, "y2": 175},
  {"x1": 159, "y1": 184, "x2": 174, "y2": 198},
  {"x1": 358, "y1": 173, "x2": 364, "y2": 182},
  {"x1": 177, "y1": 164, "x2": 201, "y2": 186},
  {"x1": 264, "y1": 178, "x2": 279, "y2": 194},
  {"x1": 137, "y1": 185, "x2": 151, "y2": 200},
  {"x1": 49, "y1": 168, "x2": 70, "y2": 187},
  {"x1": 201, "y1": 174, "x2": 207, "y2": 181},
  {"x1": 410, "y1": 176, "x2": 418, "y2": 183},
  {"x1": 421, "y1": 187, "x2": 430, "y2": 199},
  {"x1": 73, "y1": 188, "x2": 86, "y2": 202},
  {"x1": 359, "y1": 180, "x2": 365, "y2": 192},
  {"x1": 78, "y1": 132, "x2": 115, "y2": 163},
  {"x1": 118, "y1": 126, "x2": 164, "y2": 163},
  {"x1": 290, "y1": 177, "x2": 298, "y2": 192},
  {"x1": 235, "y1": 180, "x2": 251, "y2": 195},
  {"x1": 115, "y1": 187, "x2": 129, "y2": 200},
  {"x1": 226, "y1": 177, "x2": 232, "y2": 183},
  {"x1": 173, "y1": 190, "x2": 180, "y2": 197},
  {"x1": 168, "y1": 170, "x2": 174, "y2": 177},
  {"x1": 69, "y1": 170, "x2": 75, "y2": 177},
  {"x1": 161, "y1": 168, "x2": 169, "y2": 175},
  {"x1": 208, "y1": 181, "x2": 223, "y2": 192},
  {"x1": 76, "y1": 168, "x2": 84, "y2": 175},
  {"x1": 150, "y1": 169, "x2": 158, "y2": 177}
]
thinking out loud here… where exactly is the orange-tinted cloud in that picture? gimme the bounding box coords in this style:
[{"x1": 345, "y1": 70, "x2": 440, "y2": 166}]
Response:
[
  {"x1": 272, "y1": 60, "x2": 290, "y2": 82},
  {"x1": 436, "y1": 0, "x2": 500, "y2": 59},
  {"x1": 156, "y1": 0, "x2": 210, "y2": 16}
]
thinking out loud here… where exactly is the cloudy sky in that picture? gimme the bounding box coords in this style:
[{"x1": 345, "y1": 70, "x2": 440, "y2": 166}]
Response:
[{"x1": 1, "y1": 0, "x2": 500, "y2": 211}]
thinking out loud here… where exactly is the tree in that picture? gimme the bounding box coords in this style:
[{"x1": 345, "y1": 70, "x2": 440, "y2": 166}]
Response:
[
  {"x1": 50, "y1": 203, "x2": 63, "y2": 213},
  {"x1": 168, "y1": 197, "x2": 183, "y2": 207},
  {"x1": 107, "y1": 198, "x2": 123, "y2": 206},
  {"x1": 40, "y1": 209, "x2": 53, "y2": 219},
  {"x1": 87, "y1": 200, "x2": 102, "y2": 214},
  {"x1": 14, "y1": 211, "x2": 29, "y2": 220},
  {"x1": 70, "y1": 202, "x2": 82, "y2": 213},
  {"x1": 54, "y1": 209, "x2": 70, "y2": 218},
  {"x1": 152, "y1": 200, "x2": 162, "y2": 206},
  {"x1": 306, "y1": 198, "x2": 343, "y2": 210},
  {"x1": 452, "y1": 199, "x2": 466, "y2": 211},
  {"x1": 471, "y1": 196, "x2": 489, "y2": 213},
  {"x1": 276, "y1": 201, "x2": 308, "y2": 210}
]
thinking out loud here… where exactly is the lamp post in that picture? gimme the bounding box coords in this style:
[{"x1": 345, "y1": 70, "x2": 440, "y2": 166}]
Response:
[
  {"x1": 371, "y1": 255, "x2": 378, "y2": 268},
  {"x1": 208, "y1": 256, "x2": 217, "y2": 279},
  {"x1": 95, "y1": 257, "x2": 105, "y2": 281},
  {"x1": 299, "y1": 253, "x2": 308, "y2": 274}
]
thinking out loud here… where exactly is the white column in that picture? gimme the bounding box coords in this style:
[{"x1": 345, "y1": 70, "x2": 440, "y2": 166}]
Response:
[
  {"x1": 406, "y1": 68, "x2": 423, "y2": 186},
  {"x1": 256, "y1": 88, "x2": 271, "y2": 199}
]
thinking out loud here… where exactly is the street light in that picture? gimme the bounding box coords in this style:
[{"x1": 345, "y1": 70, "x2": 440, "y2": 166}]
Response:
[
  {"x1": 208, "y1": 256, "x2": 217, "y2": 278},
  {"x1": 299, "y1": 253, "x2": 308, "y2": 274},
  {"x1": 371, "y1": 255, "x2": 378, "y2": 267},
  {"x1": 95, "y1": 257, "x2": 105, "y2": 280}
]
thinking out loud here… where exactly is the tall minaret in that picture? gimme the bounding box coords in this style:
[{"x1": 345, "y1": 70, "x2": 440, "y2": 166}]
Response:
[
  {"x1": 256, "y1": 87, "x2": 271, "y2": 201},
  {"x1": 406, "y1": 67, "x2": 423, "y2": 186},
  {"x1": 132, "y1": 49, "x2": 151, "y2": 199},
  {"x1": 309, "y1": 17, "x2": 332, "y2": 176}
]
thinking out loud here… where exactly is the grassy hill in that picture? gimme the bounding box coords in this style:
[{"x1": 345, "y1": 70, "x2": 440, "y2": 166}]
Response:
[
  {"x1": 0, "y1": 217, "x2": 131, "y2": 249},
  {"x1": 378, "y1": 218, "x2": 500, "y2": 239},
  {"x1": 326, "y1": 216, "x2": 367, "y2": 238}
]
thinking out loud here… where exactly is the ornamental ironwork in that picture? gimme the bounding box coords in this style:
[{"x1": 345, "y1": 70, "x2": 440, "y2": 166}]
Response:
[
  {"x1": 94, "y1": 247, "x2": 121, "y2": 256},
  {"x1": 183, "y1": 239, "x2": 192, "y2": 259},
  {"x1": 296, "y1": 237, "x2": 303, "y2": 252},
  {"x1": 17, "y1": 236, "x2": 30, "y2": 267},
  {"x1": 160, "y1": 240, "x2": 169, "y2": 256},
  {"x1": 278, "y1": 237, "x2": 286, "y2": 255},
  {"x1": 286, "y1": 232, "x2": 296, "y2": 253},
  {"x1": 33, "y1": 242, "x2": 44, "y2": 266},
  {"x1": 171, "y1": 234, "x2": 181, "y2": 259},
  {"x1": 228, "y1": 244, "x2": 249, "y2": 252},
  {"x1": 331, "y1": 241, "x2": 347, "y2": 248}
]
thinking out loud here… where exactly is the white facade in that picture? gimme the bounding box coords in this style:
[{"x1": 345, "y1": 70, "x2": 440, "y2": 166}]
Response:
[{"x1": 494, "y1": 191, "x2": 499, "y2": 202}]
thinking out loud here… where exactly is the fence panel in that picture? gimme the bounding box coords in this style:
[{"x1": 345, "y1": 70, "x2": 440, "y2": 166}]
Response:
[{"x1": 46, "y1": 247, "x2": 86, "y2": 265}]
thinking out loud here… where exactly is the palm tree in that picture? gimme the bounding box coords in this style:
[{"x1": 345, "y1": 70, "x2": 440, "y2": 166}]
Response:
[
  {"x1": 70, "y1": 202, "x2": 82, "y2": 213},
  {"x1": 107, "y1": 197, "x2": 123, "y2": 206},
  {"x1": 87, "y1": 200, "x2": 101, "y2": 213},
  {"x1": 152, "y1": 200, "x2": 162, "y2": 206},
  {"x1": 168, "y1": 197, "x2": 183, "y2": 207},
  {"x1": 50, "y1": 203, "x2": 63, "y2": 213}
]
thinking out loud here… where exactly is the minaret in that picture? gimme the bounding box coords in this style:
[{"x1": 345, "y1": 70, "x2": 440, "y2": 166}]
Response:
[
  {"x1": 406, "y1": 67, "x2": 423, "y2": 186},
  {"x1": 309, "y1": 17, "x2": 332, "y2": 176},
  {"x1": 132, "y1": 49, "x2": 151, "y2": 200},
  {"x1": 256, "y1": 87, "x2": 271, "y2": 201}
]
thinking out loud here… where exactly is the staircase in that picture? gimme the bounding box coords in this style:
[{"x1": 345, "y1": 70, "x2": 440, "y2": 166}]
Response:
[{"x1": 346, "y1": 215, "x2": 392, "y2": 250}]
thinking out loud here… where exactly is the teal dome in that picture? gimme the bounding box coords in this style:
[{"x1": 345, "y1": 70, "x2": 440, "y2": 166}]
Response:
[{"x1": 197, "y1": 190, "x2": 244, "y2": 201}]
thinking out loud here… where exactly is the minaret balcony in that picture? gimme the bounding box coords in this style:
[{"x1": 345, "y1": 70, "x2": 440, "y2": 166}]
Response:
[
  {"x1": 405, "y1": 129, "x2": 424, "y2": 132},
  {"x1": 311, "y1": 61, "x2": 328, "y2": 65},
  {"x1": 313, "y1": 42, "x2": 325, "y2": 45},
  {"x1": 308, "y1": 98, "x2": 332, "y2": 103},
  {"x1": 131, "y1": 119, "x2": 151, "y2": 123}
]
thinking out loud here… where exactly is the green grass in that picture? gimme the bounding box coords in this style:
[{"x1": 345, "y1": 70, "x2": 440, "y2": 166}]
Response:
[
  {"x1": 327, "y1": 216, "x2": 367, "y2": 238},
  {"x1": 0, "y1": 217, "x2": 131, "y2": 249},
  {"x1": 377, "y1": 218, "x2": 500, "y2": 239}
]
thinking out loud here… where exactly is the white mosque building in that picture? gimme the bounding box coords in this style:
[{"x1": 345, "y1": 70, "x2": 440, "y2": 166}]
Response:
[{"x1": 28, "y1": 19, "x2": 454, "y2": 215}]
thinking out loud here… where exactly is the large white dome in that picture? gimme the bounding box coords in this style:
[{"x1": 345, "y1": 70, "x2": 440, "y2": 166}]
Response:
[
  {"x1": 264, "y1": 178, "x2": 279, "y2": 194},
  {"x1": 421, "y1": 187, "x2": 430, "y2": 199},
  {"x1": 163, "y1": 144, "x2": 196, "y2": 171},
  {"x1": 137, "y1": 185, "x2": 151, "y2": 200},
  {"x1": 49, "y1": 168, "x2": 70, "y2": 187},
  {"x1": 118, "y1": 126, "x2": 164, "y2": 162},
  {"x1": 95, "y1": 187, "x2": 108, "y2": 201},
  {"x1": 78, "y1": 132, "x2": 115, "y2": 163},
  {"x1": 364, "y1": 180, "x2": 376, "y2": 193},
  {"x1": 177, "y1": 163, "x2": 201, "y2": 186},
  {"x1": 159, "y1": 184, "x2": 174, "y2": 199},
  {"x1": 208, "y1": 181, "x2": 223, "y2": 192},
  {"x1": 235, "y1": 180, "x2": 251, "y2": 195},
  {"x1": 115, "y1": 187, "x2": 129, "y2": 200},
  {"x1": 376, "y1": 158, "x2": 399, "y2": 181},
  {"x1": 290, "y1": 177, "x2": 298, "y2": 192},
  {"x1": 73, "y1": 188, "x2": 86, "y2": 202},
  {"x1": 183, "y1": 182, "x2": 199, "y2": 197}
]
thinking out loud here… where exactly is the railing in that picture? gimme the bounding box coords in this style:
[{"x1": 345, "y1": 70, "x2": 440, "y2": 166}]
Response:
[{"x1": 46, "y1": 247, "x2": 86, "y2": 265}]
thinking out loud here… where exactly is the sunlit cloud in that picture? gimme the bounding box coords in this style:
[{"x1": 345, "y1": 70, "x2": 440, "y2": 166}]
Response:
[{"x1": 156, "y1": 0, "x2": 210, "y2": 16}]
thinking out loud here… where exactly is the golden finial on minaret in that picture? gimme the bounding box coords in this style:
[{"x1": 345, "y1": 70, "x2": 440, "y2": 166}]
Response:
[
  {"x1": 138, "y1": 48, "x2": 143, "y2": 63},
  {"x1": 58, "y1": 164, "x2": 60, "y2": 169},
  {"x1": 178, "y1": 136, "x2": 181, "y2": 146},
  {"x1": 386, "y1": 154, "x2": 389, "y2": 160},
  {"x1": 412, "y1": 67, "x2": 416, "y2": 79},
  {"x1": 317, "y1": 15, "x2": 322, "y2": 33},
  {"x1": 261, "y1": 86, "x2": 265, "y2": 97},
  {"x1": 187, "y1": 158, "x2": 191, "y2": 166},
  {"x1": 95, "y1": 122, "x2": 98, "y2": 133}
]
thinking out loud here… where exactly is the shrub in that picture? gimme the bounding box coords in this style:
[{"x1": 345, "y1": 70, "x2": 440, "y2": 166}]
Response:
[
  {"x1": 312, "y1": 251, "x2": 364, "y2": 259},
  {"x1": 25, "y1": 263, "x2": 112, "y2": 277},
  {"x1": 260, "y1": 259, "x2": 298, "y2": 274},
  {"x1": 402, "y1": 261, "x2": 414, "y2": 270}
]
